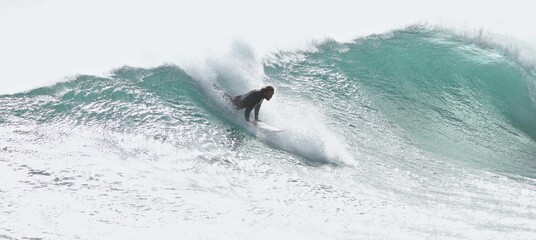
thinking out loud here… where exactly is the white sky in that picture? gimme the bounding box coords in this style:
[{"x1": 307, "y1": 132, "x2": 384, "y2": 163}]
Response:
[{"x1": 1, "y1": 0, "x2": 535, "y2": 93}]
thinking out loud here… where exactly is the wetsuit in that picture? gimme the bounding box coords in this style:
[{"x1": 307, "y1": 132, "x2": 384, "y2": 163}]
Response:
[{"x1": 230, "y1": 90, "x2": 264, "y2": 122}]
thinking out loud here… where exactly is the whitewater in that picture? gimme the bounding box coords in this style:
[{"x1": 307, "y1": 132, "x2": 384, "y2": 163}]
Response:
[{"x1": 1, "y1": 1, "x2": 536, "y2": 240}]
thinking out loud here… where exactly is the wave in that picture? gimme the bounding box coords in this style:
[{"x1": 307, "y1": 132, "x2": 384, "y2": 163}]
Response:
[
  {"x1": 0, "y1": 64, "x2": 355, "y2": 166},
  {"x1": 266, "y1": 26, "x2": 536, "y2": 175},
  {"x1": 1, "y1": 26, "x2": 535, "y2": 176}
]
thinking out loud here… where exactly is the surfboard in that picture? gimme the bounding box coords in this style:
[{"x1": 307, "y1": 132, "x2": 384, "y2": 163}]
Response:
[{"x1": 252, "y1": 121, "x2": 283, "y2": 132}]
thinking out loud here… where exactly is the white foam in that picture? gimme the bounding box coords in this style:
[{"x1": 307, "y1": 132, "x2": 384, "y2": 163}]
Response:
[
  {"x1": 261, "y1": 99, "x2": 357, "y2": 166},
  {"x1": 184, "y1": 42, "x2": 355, "y2": 165}
]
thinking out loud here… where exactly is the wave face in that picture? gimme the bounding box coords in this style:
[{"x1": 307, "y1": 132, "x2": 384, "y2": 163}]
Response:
[
  {"x1": 1, "y1": 27, "x2": 536, "y2": 239},
  {"x1": 265, "y1": 27, "x2": 536, "y2": 175}
]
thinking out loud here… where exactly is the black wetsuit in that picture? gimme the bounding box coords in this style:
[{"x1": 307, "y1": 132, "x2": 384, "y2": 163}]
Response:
[{"x1": 230, "y1": 90, "x2": 264, "y2": 122}]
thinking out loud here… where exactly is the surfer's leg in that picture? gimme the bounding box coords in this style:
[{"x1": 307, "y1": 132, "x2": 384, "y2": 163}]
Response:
[{"x1": 223, "y1": 93, "x2": 240, "y2": 109}]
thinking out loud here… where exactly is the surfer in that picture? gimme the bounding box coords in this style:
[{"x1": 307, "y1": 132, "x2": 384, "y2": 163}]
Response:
[{"x1": 226, "y1": 86, "x2": 275, "y2": 122}]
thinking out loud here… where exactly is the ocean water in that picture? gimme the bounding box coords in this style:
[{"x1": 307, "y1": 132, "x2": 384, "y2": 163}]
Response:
[{"x1": 1, "y1": 27, "x2": 536, "y2": 239}]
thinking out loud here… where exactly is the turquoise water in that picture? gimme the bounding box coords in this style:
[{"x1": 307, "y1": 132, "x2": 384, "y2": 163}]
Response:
[
  {"x1": 266, "y1": 27, "x2": 536, "y2": 175},
  {"x1": 1, "y1": 27, "x2": 535, "y2": 239}
]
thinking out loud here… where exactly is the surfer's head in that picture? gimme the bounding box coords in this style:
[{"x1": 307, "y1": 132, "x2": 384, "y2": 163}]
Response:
[{"x1": 261, "y1": 86, "x2": 275, "y2": 101}]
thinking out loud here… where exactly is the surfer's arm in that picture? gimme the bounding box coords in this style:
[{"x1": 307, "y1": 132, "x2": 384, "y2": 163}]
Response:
[
  {"x1": 254, "y1": 100, "x2": 262, "y2": 121},
  {"x1": 244, "y1": 106, "x2": 254, "y2": 122}
]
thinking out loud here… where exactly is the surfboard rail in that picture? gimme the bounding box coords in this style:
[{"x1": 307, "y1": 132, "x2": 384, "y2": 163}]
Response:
[{"x1": 252, "y1": 121, "x2": 283, "y2": 132}]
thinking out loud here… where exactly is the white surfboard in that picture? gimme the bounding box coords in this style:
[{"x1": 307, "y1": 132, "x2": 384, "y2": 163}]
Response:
[{"x1": 252, "y1": 121, "x2": 283, "y2": 132}]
